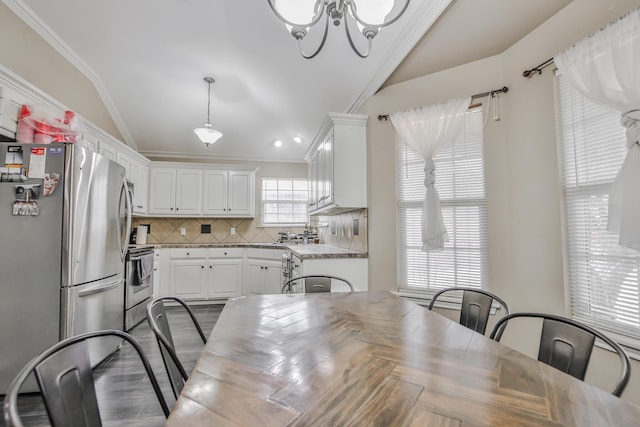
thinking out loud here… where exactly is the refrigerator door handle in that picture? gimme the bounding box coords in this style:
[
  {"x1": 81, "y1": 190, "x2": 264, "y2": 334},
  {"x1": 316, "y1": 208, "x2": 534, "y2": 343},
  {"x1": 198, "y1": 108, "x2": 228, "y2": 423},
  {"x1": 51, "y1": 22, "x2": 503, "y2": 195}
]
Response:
[
  {"x1": 119, "y1": 177, "x2": 133, "y2": 261},
  {"x1": 77, "y1": 278, "x2": 122, "y2": 297}
]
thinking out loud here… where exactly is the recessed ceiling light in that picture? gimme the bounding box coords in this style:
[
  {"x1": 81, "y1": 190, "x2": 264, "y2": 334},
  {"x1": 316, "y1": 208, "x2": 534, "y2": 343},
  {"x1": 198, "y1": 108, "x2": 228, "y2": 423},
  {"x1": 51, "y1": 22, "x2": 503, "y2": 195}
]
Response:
[
  {"x1": 293, "y1": 136, "x2": 303, "y2": 143},
  {"x1": 274, "y1": 140, "x2": 283, "y2": 148}
]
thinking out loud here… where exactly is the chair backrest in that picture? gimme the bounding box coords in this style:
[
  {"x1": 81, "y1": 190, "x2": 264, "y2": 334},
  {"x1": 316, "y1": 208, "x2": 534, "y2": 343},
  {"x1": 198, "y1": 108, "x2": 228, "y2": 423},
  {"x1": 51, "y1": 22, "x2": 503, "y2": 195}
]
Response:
[
  {"x1": 282, "y1": 274, "x2": 354, "y2": 294},
  {"x1": 3, "y1": 330, "x2": 169, "y2": 427},
  {"x1": 428, "y1": 287, "x2": 510, "y2": 335},
  {"x1": 489, "y1": 312, "x2": 631, "y2": 397},
  {"x1": 146, "y1": 296, "x2": 207, "y2": 399}
]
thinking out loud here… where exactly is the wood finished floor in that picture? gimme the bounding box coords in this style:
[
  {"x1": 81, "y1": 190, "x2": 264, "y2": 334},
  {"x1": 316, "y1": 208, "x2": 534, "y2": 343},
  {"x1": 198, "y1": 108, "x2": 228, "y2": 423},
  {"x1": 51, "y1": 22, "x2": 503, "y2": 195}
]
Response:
[{"x1": 1, "y1": 304, "x2": 223, "y2": 427}]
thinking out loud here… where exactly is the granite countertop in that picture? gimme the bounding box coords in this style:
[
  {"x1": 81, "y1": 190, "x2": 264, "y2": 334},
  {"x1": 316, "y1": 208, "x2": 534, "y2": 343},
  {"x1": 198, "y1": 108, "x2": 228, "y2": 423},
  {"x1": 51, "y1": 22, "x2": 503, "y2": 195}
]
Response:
[{"x1": 127, "y1": 243, "x2": 367, "y2": 259}]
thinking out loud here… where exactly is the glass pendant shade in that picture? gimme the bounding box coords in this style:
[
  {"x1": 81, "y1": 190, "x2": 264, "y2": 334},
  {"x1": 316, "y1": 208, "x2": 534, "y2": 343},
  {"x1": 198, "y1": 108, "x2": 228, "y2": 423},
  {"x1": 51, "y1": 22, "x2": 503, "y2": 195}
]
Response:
[
  {"x1": 273, "y1": 0, "x2": 320, "y2": 25},
  {"x1": 194, "y1": 123, "x2": 222, "y2": 146},
  {"x1": 195, "y1": 77, "x2": 222, "y2": 146},
  {"x1": 352, "y1": 0, "x2": 394, "y2": 25}
]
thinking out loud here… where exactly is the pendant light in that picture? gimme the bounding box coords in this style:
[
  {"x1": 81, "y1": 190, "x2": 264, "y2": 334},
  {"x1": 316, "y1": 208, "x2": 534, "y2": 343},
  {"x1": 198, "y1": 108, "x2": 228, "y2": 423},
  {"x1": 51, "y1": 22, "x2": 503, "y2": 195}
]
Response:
[{"x1": 194, "y1": 77, "x2": 223, "y2": 146}]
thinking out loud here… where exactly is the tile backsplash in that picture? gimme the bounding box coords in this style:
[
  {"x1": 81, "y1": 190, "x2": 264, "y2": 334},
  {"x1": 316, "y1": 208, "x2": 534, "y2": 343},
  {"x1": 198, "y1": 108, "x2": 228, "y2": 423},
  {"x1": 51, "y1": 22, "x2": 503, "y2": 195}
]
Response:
[
  {"x1": 317, "y1": 209, "x2": 368, "y2": 252},
  {"x1": 132, "y1": 208, "x2": 367, "y2": 251},
  {"x1": 132, "y1": 217, "x2": 301, "y2": 245}
]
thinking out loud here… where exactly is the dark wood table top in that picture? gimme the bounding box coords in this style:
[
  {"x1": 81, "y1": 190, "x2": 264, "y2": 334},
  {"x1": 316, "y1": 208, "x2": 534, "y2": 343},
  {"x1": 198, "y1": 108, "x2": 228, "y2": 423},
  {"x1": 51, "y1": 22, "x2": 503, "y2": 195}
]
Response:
[{"x1": 166, "y1": 291, "x2": 640, "y2": 426}]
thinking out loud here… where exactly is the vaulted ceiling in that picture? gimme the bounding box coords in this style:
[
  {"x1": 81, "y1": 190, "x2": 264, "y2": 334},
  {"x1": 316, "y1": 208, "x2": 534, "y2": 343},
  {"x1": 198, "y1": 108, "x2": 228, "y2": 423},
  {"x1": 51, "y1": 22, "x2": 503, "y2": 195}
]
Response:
[{"x1": 12, "y1": 0, "x2": 570, "y2": 163}]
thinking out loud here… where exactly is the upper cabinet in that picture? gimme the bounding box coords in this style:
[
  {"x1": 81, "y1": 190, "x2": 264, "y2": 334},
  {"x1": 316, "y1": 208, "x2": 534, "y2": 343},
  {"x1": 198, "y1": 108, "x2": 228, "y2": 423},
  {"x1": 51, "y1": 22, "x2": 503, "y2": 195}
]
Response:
[
  {"x1": 0, "y1": 86, "x2": 29, "y2": 140},
  {"x1": 150, "y1": 163, "x2": 256, "y2": 218},
  {"x1": 149, "y1": 168, "x2": 202, "y2": 215},
  {"x1": 203, "y1": 170, "x2": 254, "y2": 216},
  {"x1": 306, "y1": 113, "x2": 367, "y2": 215}
]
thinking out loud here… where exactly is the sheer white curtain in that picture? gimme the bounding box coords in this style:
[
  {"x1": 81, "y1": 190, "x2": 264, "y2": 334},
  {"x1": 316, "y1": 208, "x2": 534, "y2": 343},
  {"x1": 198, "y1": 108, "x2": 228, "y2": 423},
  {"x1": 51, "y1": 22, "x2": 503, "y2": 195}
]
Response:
[
  {"x1": 390, "y1": 97, "x2": 471, "y2": 251},
  {"x1": 554, "y1": 7, "x2": 640, "y2": 250}
]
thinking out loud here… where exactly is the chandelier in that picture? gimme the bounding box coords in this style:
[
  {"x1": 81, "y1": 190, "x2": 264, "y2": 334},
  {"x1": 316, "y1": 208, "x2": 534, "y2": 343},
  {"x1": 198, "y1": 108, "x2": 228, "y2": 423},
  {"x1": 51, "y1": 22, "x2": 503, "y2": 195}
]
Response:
[
  {"x1": 267, "y1": 0, "x2": 410, "y2": 59},
  {"x1": 194, "y1": 77, "x2": 223, "y2": 146}
]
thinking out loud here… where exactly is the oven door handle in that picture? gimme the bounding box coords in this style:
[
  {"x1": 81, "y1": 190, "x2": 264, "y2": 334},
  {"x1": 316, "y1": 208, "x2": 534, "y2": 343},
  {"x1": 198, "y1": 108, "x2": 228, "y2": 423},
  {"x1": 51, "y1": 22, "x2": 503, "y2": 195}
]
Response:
[
  {"x1": 78, "y1": 279, "x2": 121, "y2": 297},
  {"x1": 128, "y1": 254, "x2": 153, "y2": 262}
]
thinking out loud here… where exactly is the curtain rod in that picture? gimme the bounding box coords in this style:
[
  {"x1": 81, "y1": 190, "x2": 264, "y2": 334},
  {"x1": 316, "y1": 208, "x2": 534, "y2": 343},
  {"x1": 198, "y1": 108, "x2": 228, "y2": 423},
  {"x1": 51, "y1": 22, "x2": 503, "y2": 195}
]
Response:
[
  {"x1": 522, "y1": 58, "x2": 554, "y2": 78},
  {"x1": 377, "y1": 86, "x2": 508, "y2": 121}
]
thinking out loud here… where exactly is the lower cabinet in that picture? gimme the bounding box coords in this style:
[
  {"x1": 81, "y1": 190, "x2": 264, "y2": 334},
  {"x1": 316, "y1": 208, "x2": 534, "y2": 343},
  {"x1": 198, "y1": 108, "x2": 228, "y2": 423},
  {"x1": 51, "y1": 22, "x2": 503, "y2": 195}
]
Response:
[
  {"x1": 166, "y1": 248, "x2": 242, "y2": 300},
  {"x1": 245, "y1": 249, "x2": 284, "y2": 295}
]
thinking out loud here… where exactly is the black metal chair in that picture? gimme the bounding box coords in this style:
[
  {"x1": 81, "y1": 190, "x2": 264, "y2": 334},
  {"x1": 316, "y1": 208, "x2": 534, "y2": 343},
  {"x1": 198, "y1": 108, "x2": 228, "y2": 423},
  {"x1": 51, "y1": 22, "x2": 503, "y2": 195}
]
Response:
[
  {"x1": 3, "y1": 329, "x2": 169, "y2": 427},
  {"x1": 428, "y1": 287, "x2": 510, "y2": 335},
  {"x1": 282, "y1": 274, "x2": 354, "y2": 294},
  {"x1": 146, "y1": 296, "x2": 207, "y2": 400},
  {"x1": 489, "y1": 312, "x2": 631, "y2": 397}
]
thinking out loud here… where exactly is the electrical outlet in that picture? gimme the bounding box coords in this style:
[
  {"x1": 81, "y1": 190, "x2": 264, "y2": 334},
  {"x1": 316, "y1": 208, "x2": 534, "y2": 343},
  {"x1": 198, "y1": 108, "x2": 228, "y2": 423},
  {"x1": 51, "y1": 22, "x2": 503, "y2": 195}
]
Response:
[
  {"x1": 230, "y1": 227, "x2": 236, "y2": 235},
  {"x1": 180, "y1": 227, "x2": 186, "y2": 236}
]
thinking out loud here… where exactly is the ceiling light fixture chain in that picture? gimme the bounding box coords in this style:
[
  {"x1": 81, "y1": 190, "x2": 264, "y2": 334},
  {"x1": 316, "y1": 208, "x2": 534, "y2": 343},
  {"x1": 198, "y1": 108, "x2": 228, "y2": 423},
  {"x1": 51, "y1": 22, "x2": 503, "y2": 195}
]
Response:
[
  {"x1": 194, "y1": 76, "x2": 223, "y2": 147},
  {"x1": 267, "y1": 0, "x2": 410, "y2": 59}
]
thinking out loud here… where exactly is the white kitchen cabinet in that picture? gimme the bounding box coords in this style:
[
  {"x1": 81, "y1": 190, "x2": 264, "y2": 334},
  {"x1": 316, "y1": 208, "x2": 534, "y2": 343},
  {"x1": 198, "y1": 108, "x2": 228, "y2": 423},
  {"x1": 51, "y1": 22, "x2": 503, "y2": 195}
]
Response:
[
  {"x1": 305, "y1": 113, "x2": 367, "y2": 215},
  {"x1": 131, "y1": 161, "x2": 149, "y2": 214},
  {"x1": 149, "y1": 168, "x2": 201, "y2": 215},
  {"x1": 245, "y1": 249, "x2": 284, "y2": 295},
  {"x1": 168, "y1": 249, "x2": 208, "y2": 300},
  {"x1": 152, "y1": 248, "x2": 161, "y2": 297},
  {"x1": 0, "y1": 86, "x2": 28, "y2": 139},
  {"x1": 99, "y1": 140, "x2": 118, "y2": 162},
  {"x1": 116, "y1": 151, "x2": 132, "y2": 181},
  {"x1": 165, "y1": 248, "x2": 242, "y2": 300},
  {"x1": 202, "y1": 170, "x2": 255, "y2": 217},
  {"x1": 290, "y1": 255, "x2": 368, "y2": 292},
  {"x1": 207, "y1": 248, "x2": 243, "y2": 298}
]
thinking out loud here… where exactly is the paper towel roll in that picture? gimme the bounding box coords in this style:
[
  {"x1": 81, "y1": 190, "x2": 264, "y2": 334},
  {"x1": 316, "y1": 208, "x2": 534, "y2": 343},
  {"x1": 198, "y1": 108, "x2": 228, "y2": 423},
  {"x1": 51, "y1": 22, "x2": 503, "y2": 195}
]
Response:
[{"x1": 136, "y1": 225, "x2": 148, "y2": 245}]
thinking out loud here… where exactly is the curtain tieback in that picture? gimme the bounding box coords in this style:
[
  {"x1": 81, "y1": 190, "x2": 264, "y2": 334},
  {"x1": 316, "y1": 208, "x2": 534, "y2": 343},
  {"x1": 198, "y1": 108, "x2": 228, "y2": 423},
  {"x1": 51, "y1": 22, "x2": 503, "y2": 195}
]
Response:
[
  {"x1": 621, "y1": 109, "x2": 640, "y2": 148},
  {"x1": 424, "y1": 159, "x2": 435, "y2": 188}
]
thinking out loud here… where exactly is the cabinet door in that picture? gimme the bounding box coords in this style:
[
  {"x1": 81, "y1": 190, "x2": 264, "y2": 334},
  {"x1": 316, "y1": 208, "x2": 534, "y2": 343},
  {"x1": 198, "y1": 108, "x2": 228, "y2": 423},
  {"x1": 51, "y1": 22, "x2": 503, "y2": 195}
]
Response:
[
  {"x1": 208, "y1": 259, "x2": 242, "y2": 298},
  {"x1": 322, "y1": 133, "x2": 334, "y2": 206},
  {"x1": 99, "y1": 141, "x2": 118, "y2": 162},
  {"x1": 228, "y1": 171, "x2": 254, "y2": 216},
  {"x1": 131, "y1": 162, "x2": 149, "y2": 214},
  {"x1": 307, "y1": 151, "x2": 318, "y2": 211},
  {"x1": 263, "y1": 260, "x2": 283, "y2": 294},
  {"x1": 175, "y1": 169, "x2": 202, "y2": 215},
  {"x1": 170, "y1": 259, "x2": 207, "y2": 299},
  {"x1": 202, "y1": 170, "x2": 228, "y2": 215},
  {"x1": 0, "y1": 86, "x2": 28, "y2": 139},
  {"x1": 116, "y1": 151, "x2": 132, "y2": 181},
  {"x1": 149, "y1": 169, "x2": 176, "y2": 214},
  {"x1": 245, "y1": 261, "x2": 265, "y2": 295}
]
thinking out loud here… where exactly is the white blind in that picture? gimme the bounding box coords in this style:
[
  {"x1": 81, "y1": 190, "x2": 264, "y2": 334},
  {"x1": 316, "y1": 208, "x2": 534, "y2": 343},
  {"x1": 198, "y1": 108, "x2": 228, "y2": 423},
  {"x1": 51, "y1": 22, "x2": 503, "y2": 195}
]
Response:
[
  {"x1": 262, "y1": 178, "x2": 308, "y2": 224},
  {"x1": 396, "y1": 109, "x2": 487, "y2": 293},
  {"x1": 556, "y1": 74, "x2": 640, "y2": 342}
]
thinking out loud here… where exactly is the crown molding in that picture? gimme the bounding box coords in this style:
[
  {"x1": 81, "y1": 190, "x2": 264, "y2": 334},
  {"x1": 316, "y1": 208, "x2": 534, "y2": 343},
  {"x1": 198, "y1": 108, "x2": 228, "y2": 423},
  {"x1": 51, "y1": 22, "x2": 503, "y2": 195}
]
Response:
[
  {"x1": 139, "y1": 150, "x2": 307, "y2": 165},
  {"x1": 346, "y1": 0, "x2": 453, "y2": 114},
  {"x1": 3, "y1": 0, "x2": 137, "y2": 150}
]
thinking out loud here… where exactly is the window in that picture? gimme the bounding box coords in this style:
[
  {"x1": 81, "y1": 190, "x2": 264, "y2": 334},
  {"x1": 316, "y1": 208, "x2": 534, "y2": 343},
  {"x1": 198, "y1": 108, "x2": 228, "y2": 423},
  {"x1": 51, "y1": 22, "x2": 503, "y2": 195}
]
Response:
[
  {"x1": 261, "y1": 178, "x2": 308, "y2": 224},
  {"x1": 396, "y1": 109, "x2": 487, "y2": 294},
  {"x1": 556, "y1": 74, "x2": 640, "y2": 345}
]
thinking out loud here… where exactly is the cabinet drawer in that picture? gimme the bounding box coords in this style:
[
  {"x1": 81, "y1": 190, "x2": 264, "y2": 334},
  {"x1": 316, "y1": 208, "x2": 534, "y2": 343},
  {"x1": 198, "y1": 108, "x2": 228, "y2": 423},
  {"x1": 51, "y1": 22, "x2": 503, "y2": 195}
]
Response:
[
  {"x1": 246, "y1": 248, "x2": 284, "y2": 260},
  {"x1": 168, "y1": 248, "x2": 208, "y2": 259},
  {"x1": 209, "y1": 248, "x2": 243, "y2": 258}
]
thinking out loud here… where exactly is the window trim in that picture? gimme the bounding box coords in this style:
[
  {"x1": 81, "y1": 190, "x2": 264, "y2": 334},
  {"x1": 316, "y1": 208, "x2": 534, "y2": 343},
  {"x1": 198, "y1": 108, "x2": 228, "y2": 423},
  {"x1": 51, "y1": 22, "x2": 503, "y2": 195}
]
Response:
[
  {"x1": 395, "y1": 108, "x2": 488, "y2": 296},
  {"x1": 260, "y1": 177, "x2": 309, "y2": 225}
]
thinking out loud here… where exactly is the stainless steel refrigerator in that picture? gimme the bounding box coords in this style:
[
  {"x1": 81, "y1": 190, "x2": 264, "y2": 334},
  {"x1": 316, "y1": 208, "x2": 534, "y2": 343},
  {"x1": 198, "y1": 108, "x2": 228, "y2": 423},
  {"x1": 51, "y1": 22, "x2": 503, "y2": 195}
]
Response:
[{"x1": 0, "y1": 142, "x2": 131, "y2": 393}]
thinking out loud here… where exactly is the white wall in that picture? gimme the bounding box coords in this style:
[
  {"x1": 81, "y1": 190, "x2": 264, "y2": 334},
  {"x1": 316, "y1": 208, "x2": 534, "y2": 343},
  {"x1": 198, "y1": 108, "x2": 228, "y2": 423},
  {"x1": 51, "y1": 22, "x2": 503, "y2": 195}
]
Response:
[
  {"x1": 363, "y1": 0, "x2": 640, "y2": 404},
  {"x1": 0, "y1": 2, "x2": 123, "y2": 141}
]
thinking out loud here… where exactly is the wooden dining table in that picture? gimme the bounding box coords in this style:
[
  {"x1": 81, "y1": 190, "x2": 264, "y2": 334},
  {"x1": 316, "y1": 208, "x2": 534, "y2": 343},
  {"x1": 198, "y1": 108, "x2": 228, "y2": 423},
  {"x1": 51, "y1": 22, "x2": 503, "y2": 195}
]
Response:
[{"x1": 166, "y1": 291, "x2": 640, "y2": 426}]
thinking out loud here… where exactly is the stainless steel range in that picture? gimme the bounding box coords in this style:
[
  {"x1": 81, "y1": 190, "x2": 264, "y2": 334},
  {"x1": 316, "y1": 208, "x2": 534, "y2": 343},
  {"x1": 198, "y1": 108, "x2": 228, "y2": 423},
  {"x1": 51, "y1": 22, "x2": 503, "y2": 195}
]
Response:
[{"x1": 124, "y1": 247, "x2": 154, "y2": 330}]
